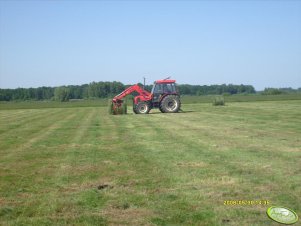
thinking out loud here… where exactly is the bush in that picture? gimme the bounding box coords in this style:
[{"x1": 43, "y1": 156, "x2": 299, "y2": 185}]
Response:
[
  {"x1": 212, "y1": 96, "x2": 225, "y2": 106},
  {"x1": 261, "y1": 88, "x2": 285, "y2": 95}
]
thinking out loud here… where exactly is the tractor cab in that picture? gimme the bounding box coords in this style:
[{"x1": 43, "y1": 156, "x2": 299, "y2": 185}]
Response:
[{"x1": 151, "y1": 79, "x2": 178, "y2": 104}]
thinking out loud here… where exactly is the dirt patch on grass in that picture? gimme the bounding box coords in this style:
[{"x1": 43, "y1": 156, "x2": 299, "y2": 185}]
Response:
[
  {"x1": 59, "y1": 177, "x2": 115, "y2": 193},
  {"x1": 97, "y1": 184, "x2": 113, "y2": 190},
  {"x1": 0, "y1": 197, "x2": 21, "y2": 206}
]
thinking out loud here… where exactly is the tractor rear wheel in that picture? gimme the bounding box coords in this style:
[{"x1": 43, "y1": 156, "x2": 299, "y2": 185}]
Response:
[
  {"x1": 160, "y1": 95, "x2": 181, "y2": 113},
  {"x1": 134, "y1": 102, "x2": 150, "y2": 114}
]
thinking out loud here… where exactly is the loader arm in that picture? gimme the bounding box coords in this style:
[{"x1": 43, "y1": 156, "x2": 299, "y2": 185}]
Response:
[{"x1": 112, "y1": 84, "x2": 152, "y2": 102}]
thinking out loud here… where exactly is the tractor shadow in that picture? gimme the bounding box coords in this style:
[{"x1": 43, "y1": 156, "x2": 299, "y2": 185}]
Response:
[{"x1": 149, "y1": 110, "x2": 196, "y2": 114}]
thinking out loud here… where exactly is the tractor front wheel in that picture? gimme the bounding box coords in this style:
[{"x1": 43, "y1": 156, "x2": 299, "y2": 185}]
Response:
[{"x1": 134, "y1": 102, "x2": 150, "y2": 114}]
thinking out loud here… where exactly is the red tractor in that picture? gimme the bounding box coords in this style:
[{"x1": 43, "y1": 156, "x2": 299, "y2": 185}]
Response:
[{"x1": 111, "y1": 79, "x2": 181, "y2": 114}]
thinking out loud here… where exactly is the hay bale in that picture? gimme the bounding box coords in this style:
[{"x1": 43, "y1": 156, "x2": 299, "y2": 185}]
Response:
[
  {"x1": 213, "y1": 96, "x2": 225, "y2": 106},
  {"x1": 108, "y1": 99, "x2": 127, "y2": 115}
]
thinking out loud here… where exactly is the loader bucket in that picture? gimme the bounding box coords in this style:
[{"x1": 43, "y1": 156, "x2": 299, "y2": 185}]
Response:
[{"x1": 108, "y1": 99, "x2": 127, "y2": 115}]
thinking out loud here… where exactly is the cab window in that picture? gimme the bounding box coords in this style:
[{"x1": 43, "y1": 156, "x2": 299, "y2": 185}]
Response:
[
  {"x1": 163, "y1": 84, "x2": 175, "y2": 93},
  {"x1": 153, "y1": 84, "x2": 163, "y2": 93}
]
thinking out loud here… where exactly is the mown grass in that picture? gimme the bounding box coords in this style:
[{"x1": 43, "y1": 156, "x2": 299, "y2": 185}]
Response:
[
  {"x1": 1, "y1": 93, "x2": 301, "y2": 110},
  {"x1": 0, "y1": 99, "x2": 108, "y2": 110},
  {"x1": 0, "y1": 100, "x2": 300, "y2": 225},
  {"x1": 181, "y1": 93, "x2": 301, "y2": 104}
]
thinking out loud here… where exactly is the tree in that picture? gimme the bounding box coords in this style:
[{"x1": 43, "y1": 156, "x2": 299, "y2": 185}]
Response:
[
  {"x1": 54, "y1": 87, "x2": 70, "y2": 101},
  {"x1": 262, "y1": 88, "x2": 284, "y2": 95}
]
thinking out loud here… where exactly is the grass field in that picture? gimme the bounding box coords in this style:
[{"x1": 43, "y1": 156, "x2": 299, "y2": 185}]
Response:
[
  {"x1": 1, "y1": 93, "x2": 301, "y2": 110},
  {"x1": 0, "y1": 100, "x2": 300, "y2": 225}
]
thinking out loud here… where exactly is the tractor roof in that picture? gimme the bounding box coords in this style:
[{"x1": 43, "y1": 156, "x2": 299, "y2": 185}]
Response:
[{"x1": 155, "y1": 79, "x2": 176, "y2": 84}]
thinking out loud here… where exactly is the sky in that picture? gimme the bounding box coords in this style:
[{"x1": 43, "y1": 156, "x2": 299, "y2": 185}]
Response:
[{"x1": 0, "y1": 0, "x2": 300, "y2": 90}]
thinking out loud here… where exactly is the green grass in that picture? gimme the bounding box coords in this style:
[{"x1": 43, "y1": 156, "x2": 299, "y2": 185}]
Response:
[
  {"x1": 1, "y1": 93, "x2": 301, "y2": 110},
  {"x1": 181, "y1": 93, "x2": 301, "y2": 104},
  {"x1": 0, "y1": 99, "x2": 108, "y2": 110},
  {"x1": 0, "y1": 100, "x2": 300, "y2": 225}
]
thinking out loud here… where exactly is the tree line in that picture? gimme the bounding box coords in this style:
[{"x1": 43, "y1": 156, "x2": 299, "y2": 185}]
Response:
[
  {"x1": 0, "y1": 82, "x2": 125, "y2": 102},
  {"x1": 260, "y1": 87, "x2": 301, "y2": 95},
  {"x1": 0, "y1": 81, "x2": 299, "y2": 102}
]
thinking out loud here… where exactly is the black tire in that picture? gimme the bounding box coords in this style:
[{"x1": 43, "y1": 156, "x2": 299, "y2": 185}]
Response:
[
  {"x1": 134, "y1": 102, "x2": 151, "y2": 114},
  {"x1": 133, "y1": 100, "x2": 138, "y2": 114},
  {"x1": 133, "y1": 105, "x2": 138, "y2": 114},
  {"x1": 159, "y1": 104, "x2": 164, "y2": 113},
  {"x1": 160, "y1": 95, "x2": 181, "y2": 113}
]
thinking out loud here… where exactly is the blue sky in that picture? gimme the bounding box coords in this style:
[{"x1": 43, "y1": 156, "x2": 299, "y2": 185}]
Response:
[{"x1": 0, "y1": 1, "x2": 300, "y2": 90}]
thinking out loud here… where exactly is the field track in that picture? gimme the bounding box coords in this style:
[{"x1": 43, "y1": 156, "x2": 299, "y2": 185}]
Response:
[{"x1": 0, "y1": 100, "x2": 300, "y2": 225}]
